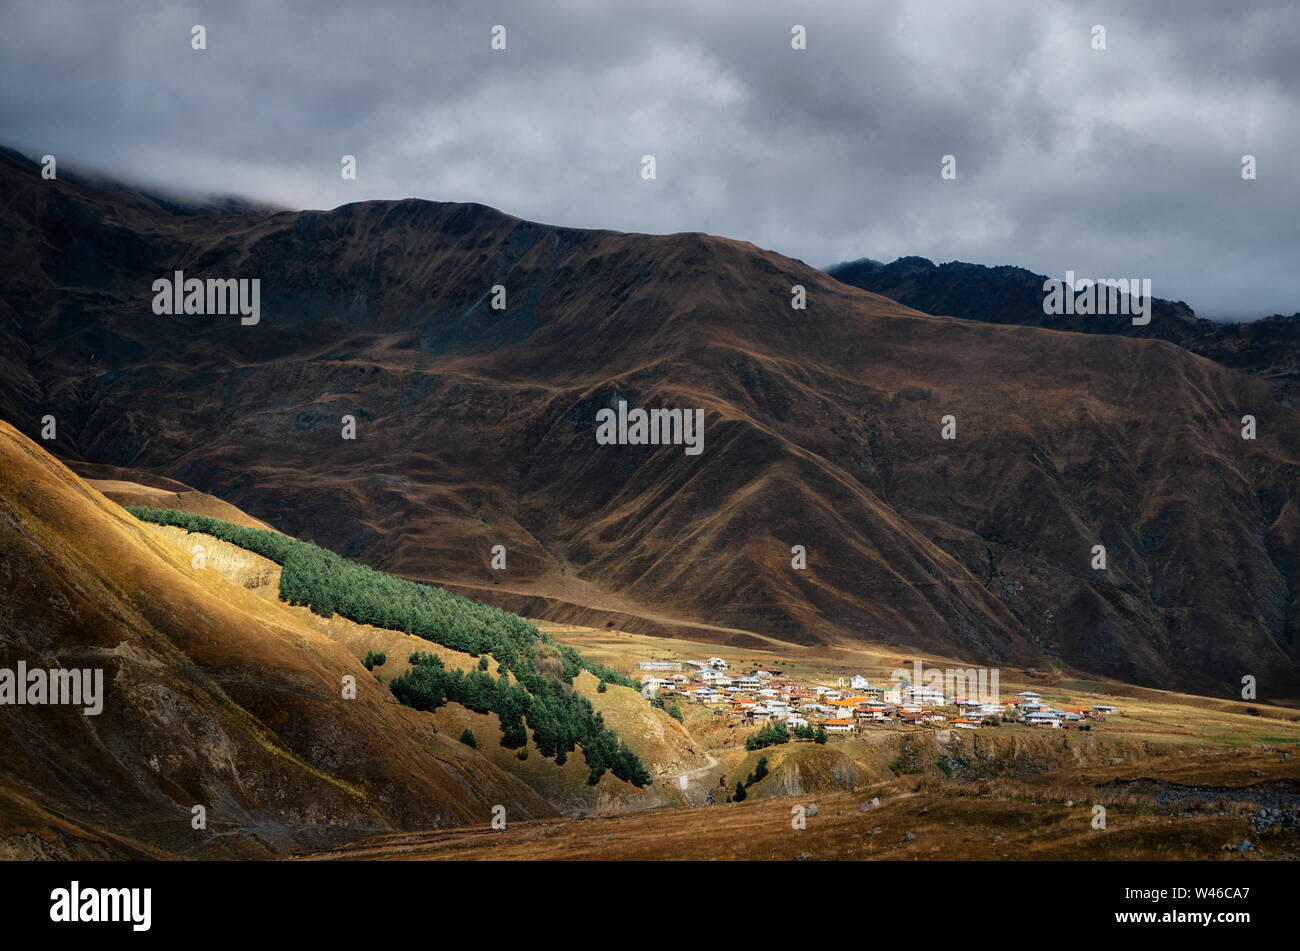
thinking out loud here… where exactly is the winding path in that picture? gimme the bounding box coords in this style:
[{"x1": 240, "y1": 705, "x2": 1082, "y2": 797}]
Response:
[{"x1": 666, "y1": 750, "x2": 723, "y2": 803}]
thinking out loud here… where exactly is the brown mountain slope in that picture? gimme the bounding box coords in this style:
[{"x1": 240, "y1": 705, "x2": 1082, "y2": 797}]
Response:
[
  {"x1": 1, "y1": 147, "x2": 1298, "y2": 699},
  {"x1": 0, "y1": 421, "x2": 556, "y2": 858},
  {"x1": 826, "y1": 256, "x2": 1300, "y2": 407}
]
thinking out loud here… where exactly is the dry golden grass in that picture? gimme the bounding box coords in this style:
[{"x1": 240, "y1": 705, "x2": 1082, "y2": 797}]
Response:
[{"x1": 303, "y1": 771, "x2": 1300, "y2": 861}]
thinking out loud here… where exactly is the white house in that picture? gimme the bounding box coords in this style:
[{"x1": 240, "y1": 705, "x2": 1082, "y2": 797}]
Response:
[
  {"x1": 1023, "y1": 711, "x2": 1061, "y2": 728},
  {"x1": 903, "y1": 685, "x2": 947, "y2": 706},
  {"x1": 707, "y1": 657, "x2": 728, "y2": 670}
]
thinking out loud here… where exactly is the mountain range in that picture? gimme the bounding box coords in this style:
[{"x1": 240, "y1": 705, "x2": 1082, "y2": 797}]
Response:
[
  {"x1": 828, "y1": 256, "x2": 1300, "y2": 406},
  {"x1": 2, "y1": 146, "x2": 1298, "y2": 700}
]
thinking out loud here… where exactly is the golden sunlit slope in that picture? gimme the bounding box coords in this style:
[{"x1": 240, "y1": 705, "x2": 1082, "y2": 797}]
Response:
[
  {"x1": 46, "y1": 471, "x2": 710, "y2": 818},
  {"x1": 69, "y1": 460, "x2": 278, "y2": 530},
  {"x1": 0, "y1": 421, "x2": 555, "y2": 858},
  {"x1": 138, "y1": 525, "x2": 711, "y2": 816}
]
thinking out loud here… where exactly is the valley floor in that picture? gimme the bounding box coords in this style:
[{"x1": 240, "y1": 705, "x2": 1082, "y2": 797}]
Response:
[{"x1": 299, "y1": 752, "x2": 1300, "y2": 861}]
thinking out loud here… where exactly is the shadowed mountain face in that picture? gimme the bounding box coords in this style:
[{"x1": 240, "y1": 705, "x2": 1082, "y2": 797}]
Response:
[
  {"x1": 2, "y1": 147, "x2": 1298, "y2": 700},
  {"x1": 827, "y1": 256, "x2": 1300, "y2": 407}
]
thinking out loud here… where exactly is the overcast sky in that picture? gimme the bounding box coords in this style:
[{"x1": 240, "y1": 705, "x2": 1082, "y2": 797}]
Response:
[{"x1": 2, "y1": 0, "x2": 1296, "y2": 319}]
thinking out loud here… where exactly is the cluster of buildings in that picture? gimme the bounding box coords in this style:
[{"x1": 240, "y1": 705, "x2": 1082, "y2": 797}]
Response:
[
  {"x1": 639, "y1": 658, "x2": 1118, "y2": 735},
  {"x1": 1006, "y1": 691, "x2": 1117, "y2": 729}
]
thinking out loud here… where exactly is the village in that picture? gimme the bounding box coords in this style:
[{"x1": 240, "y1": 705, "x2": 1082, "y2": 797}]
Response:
[{"x1": 638, "y1": 657, "x2": 1119, "y2": 736}]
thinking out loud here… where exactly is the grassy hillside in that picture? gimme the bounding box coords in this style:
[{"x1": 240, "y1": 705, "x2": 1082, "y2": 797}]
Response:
[
  {"x1": 0, "y1": 421, "x2": 556, "y2": 858},
  {"x1": 126, "y1": 506, "x2": 652, "y2": 788}
]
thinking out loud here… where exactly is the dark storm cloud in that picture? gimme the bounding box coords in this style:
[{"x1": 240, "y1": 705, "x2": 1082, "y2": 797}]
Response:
[{"x1": 1, "y1": 0, "x2": 1296, "y2": 317}]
